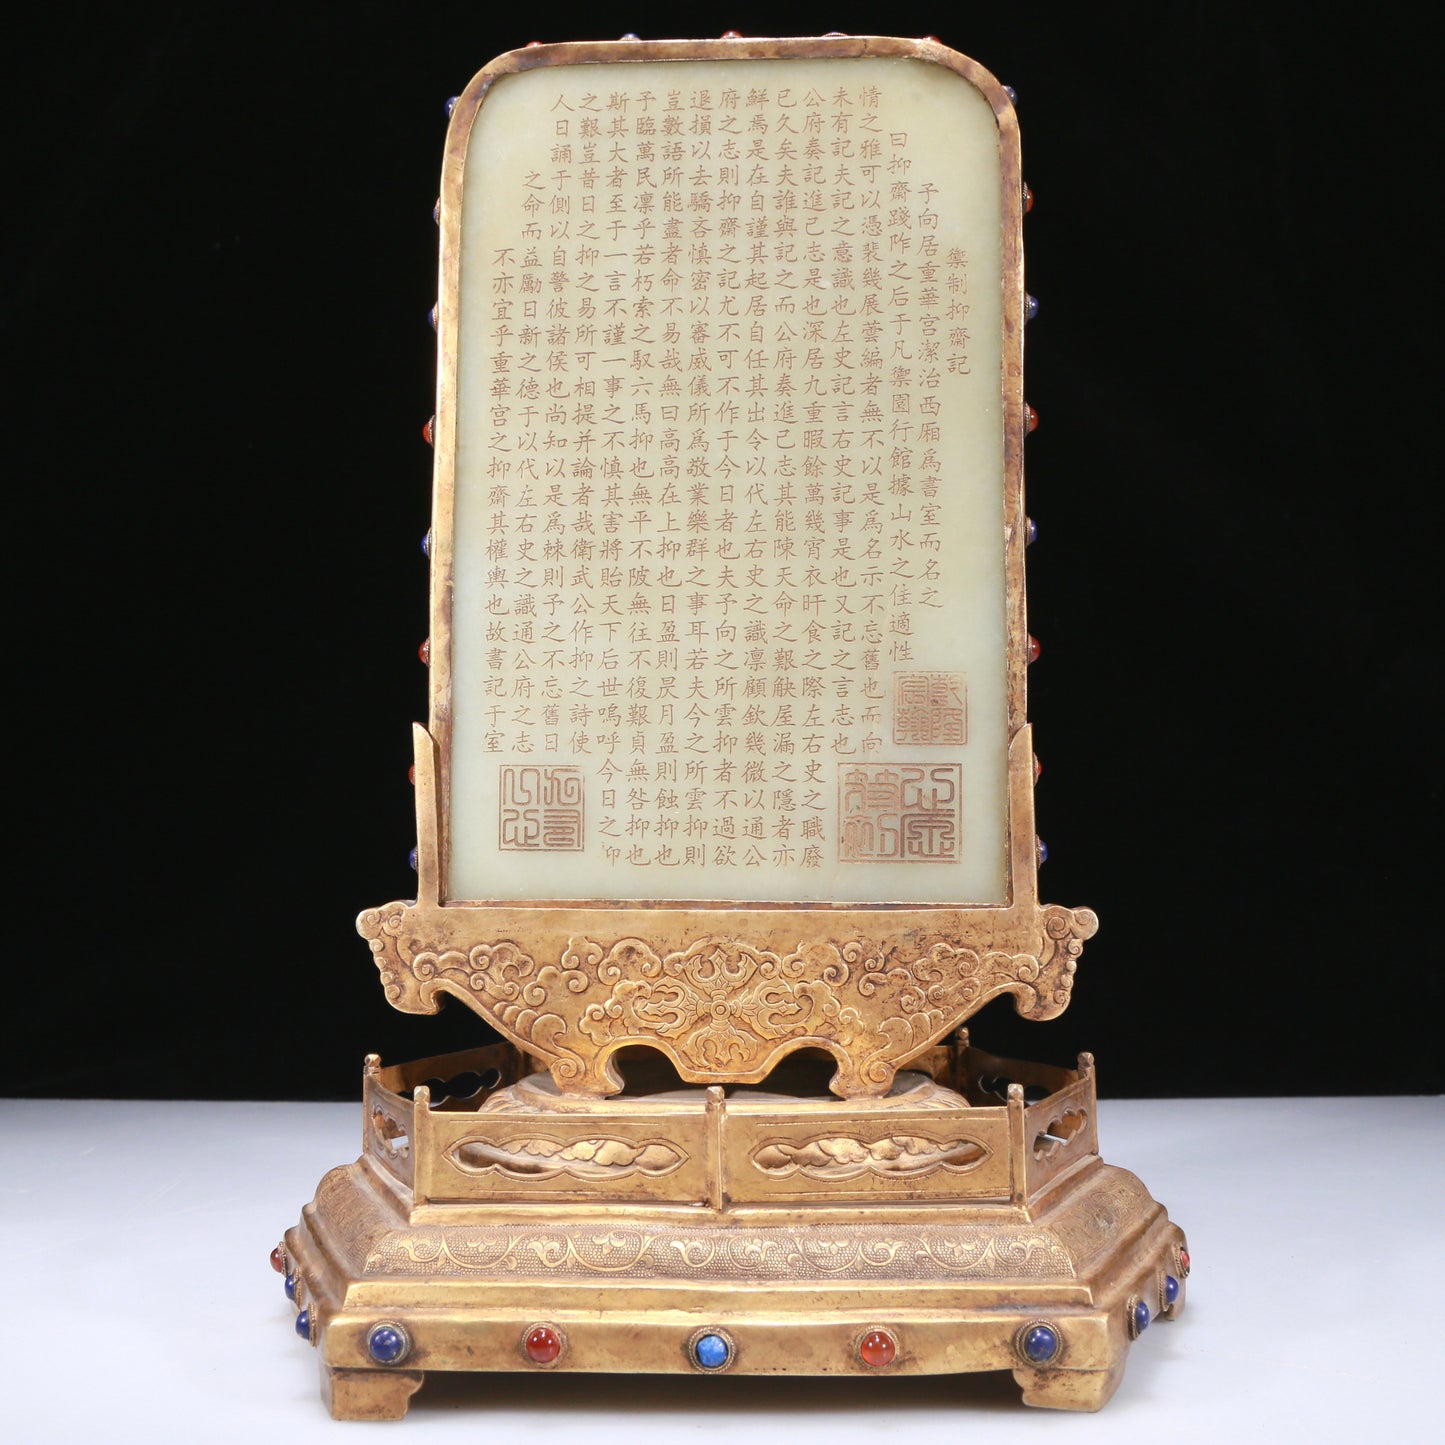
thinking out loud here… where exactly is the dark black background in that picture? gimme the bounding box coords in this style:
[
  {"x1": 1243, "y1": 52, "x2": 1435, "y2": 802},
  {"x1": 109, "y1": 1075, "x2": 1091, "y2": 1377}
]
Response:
[{"x1": 6, "y1": 2, "x2": 1439, "y2": 1100}]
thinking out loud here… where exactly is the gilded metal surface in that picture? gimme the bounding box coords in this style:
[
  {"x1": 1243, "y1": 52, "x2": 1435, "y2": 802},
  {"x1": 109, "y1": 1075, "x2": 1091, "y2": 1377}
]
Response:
[
  {"x1": 363, "y1": 1218, "x2": 1079, "y2": 1281},
  {"x1": 284, "y1": 1041, "x2": 1186, "y2": 1416}
]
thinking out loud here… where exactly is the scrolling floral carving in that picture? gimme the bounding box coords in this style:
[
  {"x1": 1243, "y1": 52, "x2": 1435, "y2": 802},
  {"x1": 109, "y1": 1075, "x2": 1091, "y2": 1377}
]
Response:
[
  {"x1": 358, "y1": 903, "x2": 1097, "y2": 1098},
  {"x1": 365, "y1": 1222, "x2": 1076, "y2": 1281}
]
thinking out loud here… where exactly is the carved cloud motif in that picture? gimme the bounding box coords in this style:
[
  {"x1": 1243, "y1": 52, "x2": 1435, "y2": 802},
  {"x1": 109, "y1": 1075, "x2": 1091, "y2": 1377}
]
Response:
[
  {"x1": 752, "y1": 1133, "x2": 991, "y2": 1180},
  {"x1": 447, "y1": 1135, "x2": 687, "y2": 1181},
  {"x1": 358, "y1": 903, "x2": 1098, "y2": 1098}
]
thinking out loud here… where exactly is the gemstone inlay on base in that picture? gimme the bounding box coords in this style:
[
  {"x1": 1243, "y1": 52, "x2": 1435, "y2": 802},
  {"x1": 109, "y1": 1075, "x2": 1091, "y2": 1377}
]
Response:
[
  {"x1": 1019, "y1": 1322, "x2": 1060, "y2": 1365},
  {"x1": 692, "y1": 1331, "x2": 732, "y2": 1370},
  {"x1": 858, "y1": 1330, "x2": 896, "y2": 1367},
  {"x1": 524, "y1": 1326, "x2": 562, "y2": 1364},
  {"x1": 367, "y1": 1323, "x2": 410, "y2": 1365}
]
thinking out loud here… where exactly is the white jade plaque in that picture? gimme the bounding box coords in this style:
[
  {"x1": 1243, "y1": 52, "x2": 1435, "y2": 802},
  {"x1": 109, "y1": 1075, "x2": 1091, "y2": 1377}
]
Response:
[{"x1": 445, "y1": 55, "x2": 1007, "y2": 905}]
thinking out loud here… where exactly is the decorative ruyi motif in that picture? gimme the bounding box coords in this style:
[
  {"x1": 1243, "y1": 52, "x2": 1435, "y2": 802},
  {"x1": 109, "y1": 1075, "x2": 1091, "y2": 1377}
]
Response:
[
  {"x1": 752, "y1": 1133, "x2": 990, "y2": 1180},
  {"x1": 446, "y1": 1135, "x2": 687, "y2": 1182},
  {"x1": 358, "y1": 906, "x2": 1098, "y2": 1097},
  {"x1": 365, "y1": 1222, "x2": 1076, "y2": 1282}
]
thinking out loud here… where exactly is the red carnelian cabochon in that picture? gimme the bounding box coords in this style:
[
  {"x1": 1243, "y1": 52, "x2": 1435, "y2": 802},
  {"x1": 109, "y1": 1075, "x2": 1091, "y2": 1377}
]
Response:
[
  {"x1": 525, "y1": 1326, "x2": 562, "y2": 1364},
  {"x1": 859, "y1": 1330, "x2": 896, "y2": 1367}
]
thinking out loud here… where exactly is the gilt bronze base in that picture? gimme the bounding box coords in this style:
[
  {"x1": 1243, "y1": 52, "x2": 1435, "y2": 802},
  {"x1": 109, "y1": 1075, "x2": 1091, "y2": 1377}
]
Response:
[{"x1": 280, "y1": 1036, "x2": 1186, "y2": 1418}]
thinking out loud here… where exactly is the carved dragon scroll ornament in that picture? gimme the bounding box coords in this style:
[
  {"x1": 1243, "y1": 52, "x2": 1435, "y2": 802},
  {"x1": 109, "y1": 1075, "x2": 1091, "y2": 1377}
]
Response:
[{"x1": 358, "y1": 905, "x2": 1097, "y2": 1097}]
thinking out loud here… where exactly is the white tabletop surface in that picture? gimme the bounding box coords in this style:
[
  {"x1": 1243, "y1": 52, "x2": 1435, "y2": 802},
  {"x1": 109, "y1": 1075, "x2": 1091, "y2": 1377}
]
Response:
[{"x1": 3, "y1": 1094, "x2": 1441, "y2": 1442}]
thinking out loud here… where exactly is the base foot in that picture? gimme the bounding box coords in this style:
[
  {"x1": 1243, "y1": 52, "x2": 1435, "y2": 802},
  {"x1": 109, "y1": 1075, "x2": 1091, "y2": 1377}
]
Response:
[
  {"x1": 1014, "y1": 1357, "x2": 1127, "y2": 1412},
  {"x1": 321, "y1": 1365, "x2": 424, "y2": 1421}
]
